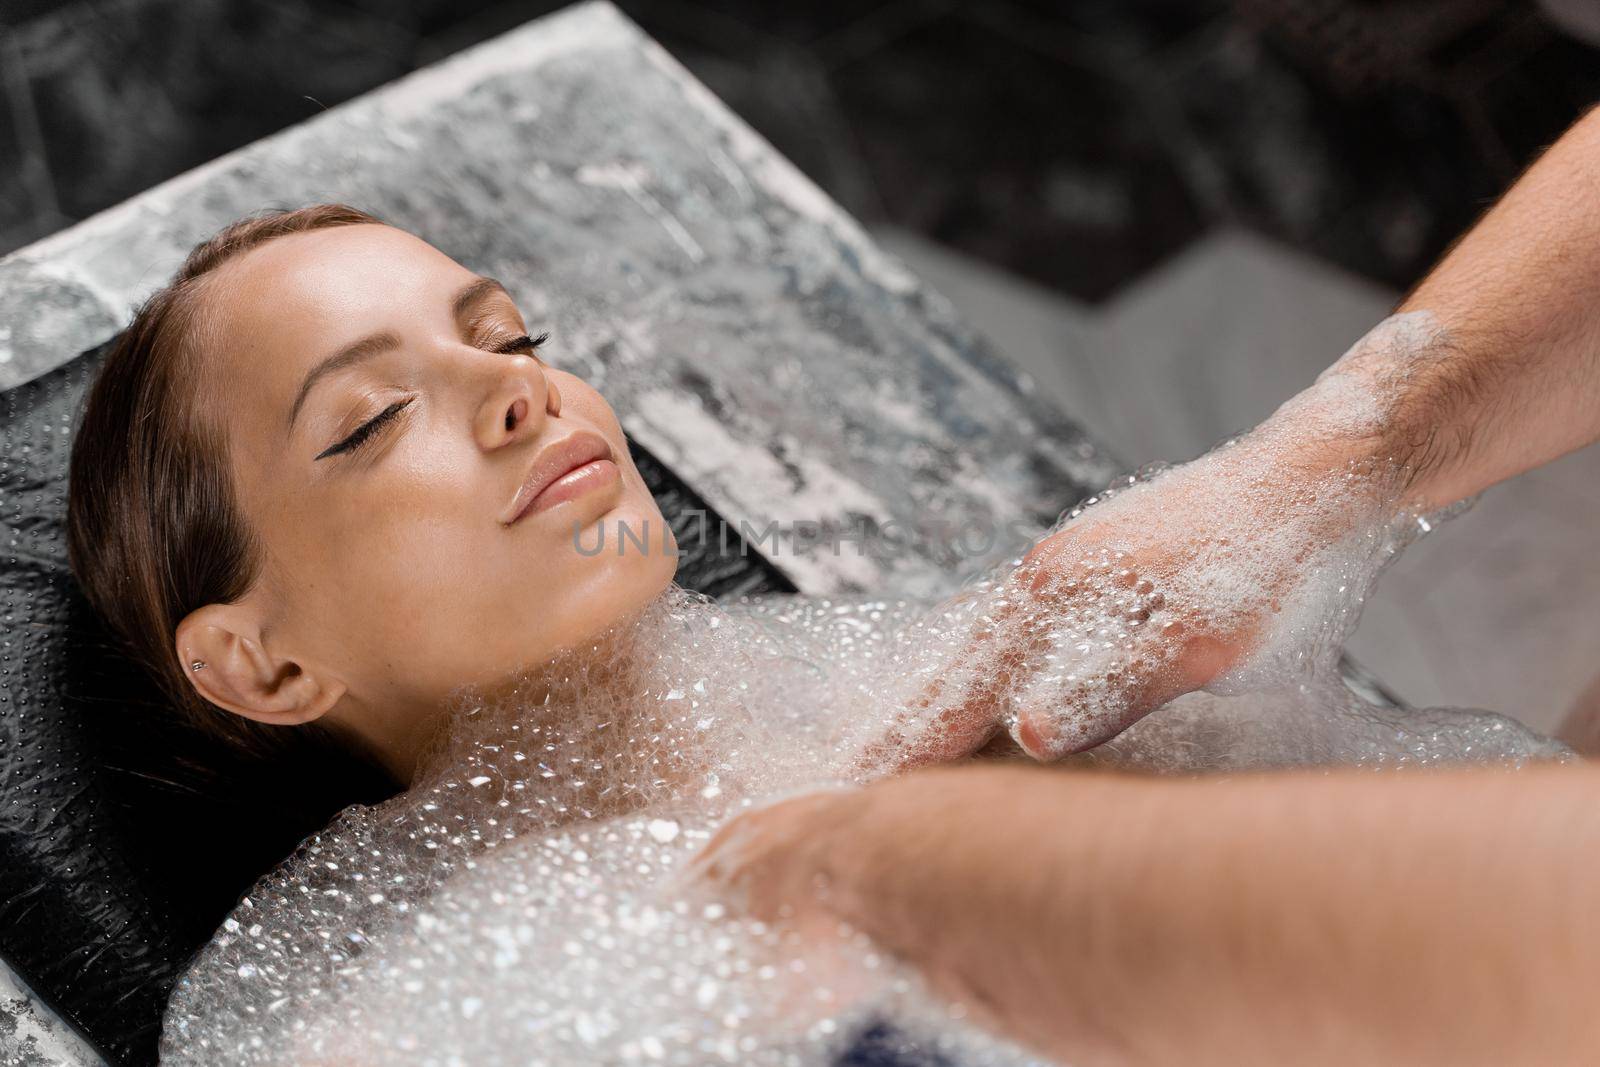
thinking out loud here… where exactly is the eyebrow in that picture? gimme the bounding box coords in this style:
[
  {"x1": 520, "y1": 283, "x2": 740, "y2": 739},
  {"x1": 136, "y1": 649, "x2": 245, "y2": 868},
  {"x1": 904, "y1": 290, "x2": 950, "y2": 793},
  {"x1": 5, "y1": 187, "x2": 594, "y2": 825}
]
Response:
[
  {"x1": 453, "y1": 276, "x2": 512, "y2": 320},
  {"x1": 285, "y1": 276, "x2": 515, "y2": 438},
  {"x1": 285, "y1": 331, "x2": 401, "y2": 437}
]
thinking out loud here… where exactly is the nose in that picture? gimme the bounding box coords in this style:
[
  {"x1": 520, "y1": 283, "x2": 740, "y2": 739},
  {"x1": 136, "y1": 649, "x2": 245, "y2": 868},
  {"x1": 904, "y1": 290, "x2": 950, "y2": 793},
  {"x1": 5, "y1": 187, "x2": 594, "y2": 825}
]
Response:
[{"x1": 475, "y1": 353, "x2": 561, "y2": 450}]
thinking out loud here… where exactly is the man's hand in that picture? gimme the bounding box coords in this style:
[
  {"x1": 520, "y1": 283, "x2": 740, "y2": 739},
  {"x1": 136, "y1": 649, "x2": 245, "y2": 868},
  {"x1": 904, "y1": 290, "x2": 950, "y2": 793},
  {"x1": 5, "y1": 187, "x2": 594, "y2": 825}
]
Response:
[
  {"x1": 866, "y1": 413, "x2": 1403, "y2": 769},
  {"x1": 1000, "y1": 466, "x2": 1273, "y2": 759},
  {"x1": 679, "y1": 786, "x2": 862, "y2": 925},
  {"x1": 680, "y1": 769, "x2": 1083, "y2": 1056}
]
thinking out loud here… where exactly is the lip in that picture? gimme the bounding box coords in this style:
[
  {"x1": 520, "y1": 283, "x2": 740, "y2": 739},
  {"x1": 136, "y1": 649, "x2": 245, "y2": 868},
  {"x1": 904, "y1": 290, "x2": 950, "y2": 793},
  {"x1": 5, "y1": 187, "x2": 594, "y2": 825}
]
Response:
[{"x1": 501, "y1": 429, "x2": 617, "y2": 526}]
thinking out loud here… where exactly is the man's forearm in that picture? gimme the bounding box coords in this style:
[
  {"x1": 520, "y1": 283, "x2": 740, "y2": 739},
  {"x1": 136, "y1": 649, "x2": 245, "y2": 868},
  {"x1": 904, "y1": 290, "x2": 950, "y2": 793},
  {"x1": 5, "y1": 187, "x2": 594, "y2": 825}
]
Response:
[
  {"x1": 1273, "y1": 107, "x2": 1600, "y2": 512},
  {"x1": 818, "y1": 763, "x2": 1600, "y2": 1065}
]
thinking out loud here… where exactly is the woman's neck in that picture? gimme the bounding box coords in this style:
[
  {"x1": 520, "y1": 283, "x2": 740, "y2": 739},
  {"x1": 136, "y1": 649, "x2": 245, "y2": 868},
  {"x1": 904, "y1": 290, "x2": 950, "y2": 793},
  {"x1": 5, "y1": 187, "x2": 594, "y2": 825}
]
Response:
[{"x1": 386, "y1": 602, "x2": 670, "y2": 793}]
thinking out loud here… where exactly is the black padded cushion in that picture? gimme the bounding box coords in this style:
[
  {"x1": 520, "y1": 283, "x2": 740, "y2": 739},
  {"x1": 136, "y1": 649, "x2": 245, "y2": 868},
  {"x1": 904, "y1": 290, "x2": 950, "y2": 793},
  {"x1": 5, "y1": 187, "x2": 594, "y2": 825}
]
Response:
[{"x1": 0, "y1": 342, "x2": 795, "y2": 1065}]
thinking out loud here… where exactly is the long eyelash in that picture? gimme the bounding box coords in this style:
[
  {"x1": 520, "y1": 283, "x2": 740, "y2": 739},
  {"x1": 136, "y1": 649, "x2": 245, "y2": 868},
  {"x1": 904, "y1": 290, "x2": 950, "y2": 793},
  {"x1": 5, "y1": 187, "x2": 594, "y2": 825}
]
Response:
[
  {"x1": 494, "y1": 331, "x2": 550, "y2": 355},
  {"x1": 316, "y1": 398, "x2": 413, "y2": 461}
]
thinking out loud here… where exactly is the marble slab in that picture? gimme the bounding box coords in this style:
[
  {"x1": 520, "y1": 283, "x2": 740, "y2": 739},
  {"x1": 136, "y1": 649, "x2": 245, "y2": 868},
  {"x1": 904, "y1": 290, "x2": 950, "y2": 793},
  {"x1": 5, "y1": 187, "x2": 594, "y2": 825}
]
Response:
[
  {"x1": 0, "y1": 0, "x2": 1116, "y2": 603},
  {"x1": 0, "y1": 955, "x2": 103, "y2": 1066}
]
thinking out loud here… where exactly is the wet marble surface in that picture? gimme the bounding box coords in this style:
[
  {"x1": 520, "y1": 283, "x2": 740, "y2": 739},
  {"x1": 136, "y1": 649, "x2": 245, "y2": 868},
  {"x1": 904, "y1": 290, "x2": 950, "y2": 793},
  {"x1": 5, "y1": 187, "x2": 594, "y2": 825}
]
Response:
[
  {"x1": 0, "y1": 0, "x2": 1114, "y2": 603},
  {"x1": 0, "y1": 956, "x2": 103, "y2": 1066}
]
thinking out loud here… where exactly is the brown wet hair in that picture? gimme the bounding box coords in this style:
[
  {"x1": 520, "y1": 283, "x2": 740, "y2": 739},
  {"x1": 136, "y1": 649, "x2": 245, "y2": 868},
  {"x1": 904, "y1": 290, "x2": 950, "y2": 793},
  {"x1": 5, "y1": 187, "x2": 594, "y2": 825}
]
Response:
[{"x1": 67, "y1": 203, "x2": 384, "y2": 759}]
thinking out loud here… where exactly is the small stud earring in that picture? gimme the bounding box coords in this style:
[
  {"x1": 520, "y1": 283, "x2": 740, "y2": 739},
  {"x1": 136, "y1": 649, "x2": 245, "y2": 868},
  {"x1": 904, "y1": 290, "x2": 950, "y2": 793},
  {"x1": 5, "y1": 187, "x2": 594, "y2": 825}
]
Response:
[{"x1": 190, "y1": 660, "x2": 207, "y2": 672}]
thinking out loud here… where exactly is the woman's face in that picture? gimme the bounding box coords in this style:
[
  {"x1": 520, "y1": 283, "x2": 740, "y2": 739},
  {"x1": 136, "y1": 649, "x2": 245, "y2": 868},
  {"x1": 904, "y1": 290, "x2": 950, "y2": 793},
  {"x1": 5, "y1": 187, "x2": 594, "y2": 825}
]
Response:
[{"x1": 178, "y1": 223, "x2": 677, "y2": 764}]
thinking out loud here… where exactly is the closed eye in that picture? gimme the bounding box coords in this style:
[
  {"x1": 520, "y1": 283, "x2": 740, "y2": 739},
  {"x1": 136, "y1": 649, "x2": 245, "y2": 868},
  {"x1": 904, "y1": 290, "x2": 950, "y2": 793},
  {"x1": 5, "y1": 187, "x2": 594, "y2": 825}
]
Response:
[
  {"x1": 315, "y1": 397, "x2": 414, "y2": 461},
  {"x1": 312, "y1": 332, "x2": 547, "y2": 461},
  {"x1": 492, "y1": 331, "x2": 550, "y2": 356}
]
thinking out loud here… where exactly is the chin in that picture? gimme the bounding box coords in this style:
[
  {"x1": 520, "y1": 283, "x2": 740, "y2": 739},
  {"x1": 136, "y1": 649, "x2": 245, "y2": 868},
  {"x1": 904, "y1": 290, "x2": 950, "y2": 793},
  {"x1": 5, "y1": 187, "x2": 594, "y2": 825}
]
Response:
[{"x1": 571, "y1": 495, "x2": 679, "y2": 610}]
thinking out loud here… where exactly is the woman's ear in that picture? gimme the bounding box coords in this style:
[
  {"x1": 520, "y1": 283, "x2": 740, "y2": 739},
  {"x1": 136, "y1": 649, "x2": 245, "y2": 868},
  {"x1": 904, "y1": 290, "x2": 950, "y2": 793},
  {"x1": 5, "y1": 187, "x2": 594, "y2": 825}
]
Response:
[{"x1": 174, "y1": 602, "x2": 346, "y2": 726}]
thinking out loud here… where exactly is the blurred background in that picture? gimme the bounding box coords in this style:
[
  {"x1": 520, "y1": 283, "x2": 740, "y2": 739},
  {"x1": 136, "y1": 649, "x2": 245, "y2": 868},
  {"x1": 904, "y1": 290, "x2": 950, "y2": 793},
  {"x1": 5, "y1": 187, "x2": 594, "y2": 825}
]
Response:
[{"x1": 3, "y1": 0, "x2": 1599, "y2": 729}]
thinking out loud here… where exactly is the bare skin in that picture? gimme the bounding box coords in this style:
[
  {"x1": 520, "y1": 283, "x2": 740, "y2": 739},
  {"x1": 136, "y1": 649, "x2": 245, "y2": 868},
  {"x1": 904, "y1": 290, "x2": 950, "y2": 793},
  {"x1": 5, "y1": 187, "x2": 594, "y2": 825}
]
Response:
[
  {"x1": 692, "y1": 105, "x2": 1600, "y2": 1063},
  {"x1": 688, "y1": 763, "x2": 1600, "y2": 1066},
  {"x1": 173, "y1": 224, "x2": 679, "y2": 782}
]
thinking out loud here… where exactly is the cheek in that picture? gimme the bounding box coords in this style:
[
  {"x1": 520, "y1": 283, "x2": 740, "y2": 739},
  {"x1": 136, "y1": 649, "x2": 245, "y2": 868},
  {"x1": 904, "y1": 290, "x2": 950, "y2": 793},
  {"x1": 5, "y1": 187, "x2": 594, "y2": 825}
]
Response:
[
  {"x1": 274, "y1": 461, "x2": 490, "y2": 634},
  {"x1": 284, "y1": 505, "x2": 534, "y2": 695},
  {"x1": 272, "y1": 470, "x2": 584, "y2": 673}
]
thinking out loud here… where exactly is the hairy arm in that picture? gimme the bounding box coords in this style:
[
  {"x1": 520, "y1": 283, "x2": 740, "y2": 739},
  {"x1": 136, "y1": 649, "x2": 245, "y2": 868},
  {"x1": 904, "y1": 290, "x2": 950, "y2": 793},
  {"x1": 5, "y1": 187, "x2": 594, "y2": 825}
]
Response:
[
  {"x1": 891, "y1": 105, "x2": 1600, "y2": 763},
  {"x1": 695, "y1": 762, "x2": 1600, "y2": 1065},
  {"x1": 1342, "y1": 105, "x2": 1600, "y2": 509}
]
